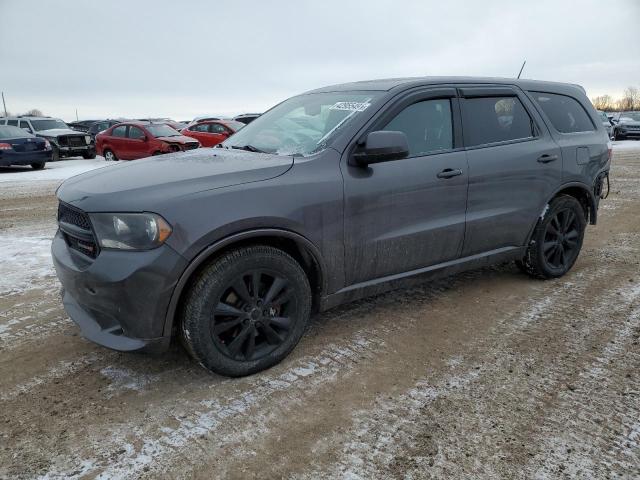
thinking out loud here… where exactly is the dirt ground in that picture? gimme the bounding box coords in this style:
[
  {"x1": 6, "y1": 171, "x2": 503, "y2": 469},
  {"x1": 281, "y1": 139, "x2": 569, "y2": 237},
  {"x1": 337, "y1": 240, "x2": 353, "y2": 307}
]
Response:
[{"x1": 1, "y1": 147, "x2": 639, "y2": 479}]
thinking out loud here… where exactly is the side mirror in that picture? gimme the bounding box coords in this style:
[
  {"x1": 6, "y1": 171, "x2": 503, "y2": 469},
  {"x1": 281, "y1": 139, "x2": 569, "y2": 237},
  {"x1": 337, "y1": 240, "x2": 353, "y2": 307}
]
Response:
[{"x1": 351, "y1": 130, "x2": 409, "y2": 167}]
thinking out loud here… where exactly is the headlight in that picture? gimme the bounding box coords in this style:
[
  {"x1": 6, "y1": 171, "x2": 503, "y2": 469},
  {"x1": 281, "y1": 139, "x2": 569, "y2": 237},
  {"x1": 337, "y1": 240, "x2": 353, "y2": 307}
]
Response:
[
  {"x1": 90, "y1": 213, "x2": 172, "y2": 250},
  {"x1": 85, "y1": 135, "x2": 91, "y2": 144}
]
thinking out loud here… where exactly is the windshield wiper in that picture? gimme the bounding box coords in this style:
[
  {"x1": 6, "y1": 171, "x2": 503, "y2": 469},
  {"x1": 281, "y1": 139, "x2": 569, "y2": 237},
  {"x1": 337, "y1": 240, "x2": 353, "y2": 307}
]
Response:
[{"x1": 231, "y1": 145, "x2": 267, "y2": 153}]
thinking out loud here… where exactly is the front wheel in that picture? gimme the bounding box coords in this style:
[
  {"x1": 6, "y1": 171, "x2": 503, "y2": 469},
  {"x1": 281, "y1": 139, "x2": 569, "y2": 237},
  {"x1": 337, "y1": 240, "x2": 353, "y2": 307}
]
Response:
[
  {"x1": 103, "y1": 149, "x2": 117, "y2": 161},
  {"x1": 180, "y1": 246, "x2": 312, "y2": 377},
  {"x1": 83, "y1": 151, "x2": 96, "y2": 159},
  {"x1": 518, "y1": 195, "x2": 586, "y2": 279},
  {"x1": 31, "y1": 162, "x2": 45, "y2": 170}
]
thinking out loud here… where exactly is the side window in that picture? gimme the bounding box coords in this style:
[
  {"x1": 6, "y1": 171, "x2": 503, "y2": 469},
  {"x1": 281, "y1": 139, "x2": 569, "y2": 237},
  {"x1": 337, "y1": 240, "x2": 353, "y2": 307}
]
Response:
[
  {"x1": 112, "y1": 125, "x2": 127, "y2": 137},
  {"x1": 191, "y1": 123, "x2": 209, "y2": 132},
  {"x1": 210, "y1": 123, "x2": 227, "y2": 134},
  {"x1": 530, "y1": 92, "x2": 595, "y2": 133},
  {"x1": 382, "y1": 99, "x2": 453, "y2": 156},
  {"x1": 462, "y1": 96, "x2": 534, "y2": 147},
  {"x1": 128, "y1": 126, "x2": 145, "y2": 139},
  {"x1": 7, "y1": 120, "x2": 18, "y2": 126},
  {"x1": 19, "y1": 121, "x2": 32, "y2": 131}
]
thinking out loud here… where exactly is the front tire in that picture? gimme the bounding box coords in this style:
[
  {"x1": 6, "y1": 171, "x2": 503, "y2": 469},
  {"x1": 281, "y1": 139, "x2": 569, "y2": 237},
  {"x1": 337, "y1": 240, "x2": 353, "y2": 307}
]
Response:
[
  {"x1": 103, "y1": 149, "x2": 117, "y2": 161},
  {"x1": 83, "y1": 151, "x2": 96, "y2": 159},
  {"x1": 31, "y1": 162, "x2": 45, "y2": 170},
  {"x1": 518, "y1": 195, "x2": 586, "y2": 279},
  {"x1": 180, "y1": 246, "x2": 312, "y2": 377}
]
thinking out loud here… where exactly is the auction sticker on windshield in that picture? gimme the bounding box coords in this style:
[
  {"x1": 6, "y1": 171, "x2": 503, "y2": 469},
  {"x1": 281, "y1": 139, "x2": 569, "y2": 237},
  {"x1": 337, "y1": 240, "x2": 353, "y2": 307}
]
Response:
[{"x1": 329, "y1": 102, "x2": 371, "y2": 112}]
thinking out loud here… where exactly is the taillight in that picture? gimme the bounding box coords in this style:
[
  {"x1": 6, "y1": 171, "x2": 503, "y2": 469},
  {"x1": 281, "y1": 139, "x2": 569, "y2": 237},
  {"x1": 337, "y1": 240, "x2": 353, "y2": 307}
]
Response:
[
  {"x1": 44, "y1": 140, "x2": 52, "y2": 150},
  {"x1": 0, "y1": 143, "x2": 12, "y2": 151}
]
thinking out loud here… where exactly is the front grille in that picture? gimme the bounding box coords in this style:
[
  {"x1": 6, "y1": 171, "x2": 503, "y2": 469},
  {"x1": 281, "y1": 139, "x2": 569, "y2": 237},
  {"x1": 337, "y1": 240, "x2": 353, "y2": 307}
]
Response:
[
  {"x1": 65, "y1": 135, "x2": 87, "y2": 147},
  {"x1": 183, "y1": 142, "x2": 199, "y2": 150},
  {"x1": 57, "y1": 202, "x2": 99, "y2": 258}
]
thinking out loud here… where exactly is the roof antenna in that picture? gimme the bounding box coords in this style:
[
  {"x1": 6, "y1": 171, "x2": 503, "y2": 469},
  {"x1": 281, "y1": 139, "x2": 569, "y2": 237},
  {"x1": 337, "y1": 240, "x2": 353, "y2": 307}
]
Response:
[{"x1": 517, "y1": 60, "x2": 526, "y2": 79}]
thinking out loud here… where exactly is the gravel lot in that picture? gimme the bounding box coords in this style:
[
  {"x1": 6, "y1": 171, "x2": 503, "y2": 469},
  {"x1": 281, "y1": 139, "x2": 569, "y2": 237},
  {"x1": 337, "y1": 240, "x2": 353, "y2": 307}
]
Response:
[{"x1": 1, "y1": 145, "x2": 639, "y2": 479}]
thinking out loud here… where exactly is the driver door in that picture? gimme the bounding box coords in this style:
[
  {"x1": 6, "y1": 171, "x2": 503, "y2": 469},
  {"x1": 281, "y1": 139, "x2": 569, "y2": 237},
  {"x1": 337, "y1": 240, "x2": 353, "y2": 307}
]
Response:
[{"x1": 343, "y1": 89, "x2": 469, "y2": 285}]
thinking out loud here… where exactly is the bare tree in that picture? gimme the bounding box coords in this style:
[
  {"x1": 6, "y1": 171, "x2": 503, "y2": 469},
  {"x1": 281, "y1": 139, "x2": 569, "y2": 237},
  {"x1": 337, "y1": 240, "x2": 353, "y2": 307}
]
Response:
[
  {"x1": 22, "y1": 108, "x2": 43, "y2": 116},
  {"x1": 592, "y1": 95, "x2": 614, "y2": 111},
  {"x1": 618, "y1": 87, "x2": 639, "y2": 111}
]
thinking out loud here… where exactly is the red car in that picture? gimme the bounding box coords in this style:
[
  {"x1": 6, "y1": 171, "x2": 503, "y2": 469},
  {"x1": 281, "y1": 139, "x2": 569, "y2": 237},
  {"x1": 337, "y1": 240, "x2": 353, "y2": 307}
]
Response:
[
  {"x1": 181, "y1": 119, "x2": 244, "y2": 147},
  {"x1": 96, "y1": 122, "x2": 200, "y2": 161}
]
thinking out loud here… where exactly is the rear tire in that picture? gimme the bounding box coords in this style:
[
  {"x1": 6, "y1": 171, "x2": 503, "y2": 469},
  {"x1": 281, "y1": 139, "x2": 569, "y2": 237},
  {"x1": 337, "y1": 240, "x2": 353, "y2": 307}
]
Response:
[
  {"x1": 83, "y1": 151, "x2": 96, "y2": 159},
  {"x1": 51, "y1": 146, "x2": 60, "y2": 162},
  {"x1": 180, "y1": 246, "x2": 312, "y2": 377},
  {"x1": 103, "y1": 149, "x2": 118, "y2": 161},
  {"x1": 518, "y1": 195, "x2": 586, "y2": 279},
  {"x1": 30, "y1": 162, "x2": 45, "y2": 170}
]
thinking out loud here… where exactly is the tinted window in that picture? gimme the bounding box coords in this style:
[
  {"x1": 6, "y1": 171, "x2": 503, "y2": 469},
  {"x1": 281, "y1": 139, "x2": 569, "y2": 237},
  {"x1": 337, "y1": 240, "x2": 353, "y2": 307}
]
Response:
[
  {"x1": 7, "y1": 120, "x2": 18, "y2": 126},
  {"x1": 530, "y1": 92, "x2": 594, "y2": 133},
  {"x1": 210, "y1": 123, "x2": 227, "y2": 134},
  {"x1": 462, "y1": 96, "x2": 534, "y2": 147},
  {"x1": 112, "y1": 125, "x2": 127, "y2": 137},
  {"x1": 191, "y1": 123, "x2": 209, "y2": 132},
  {"x1": 128, "y1": 126, "x2": 145, "y2": 139},
  {"x1": 382, "y1": 99, "x2": 453, "y2": 156},
  {"x1": 19, "y1": 121, "x2": 31, "y2": 131},
  {"x1": 30, "y1": 119, "x2": 68, "y2": 131}
]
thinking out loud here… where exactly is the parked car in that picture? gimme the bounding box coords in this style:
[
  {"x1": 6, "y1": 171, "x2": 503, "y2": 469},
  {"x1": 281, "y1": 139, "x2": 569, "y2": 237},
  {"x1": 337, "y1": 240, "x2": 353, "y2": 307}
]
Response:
[
  {"x1": 0, "y1": 116, "x2": 95, "y2": 160},
  {"x1": 0, "y1": 125, "x2": 52, "y2": 169},
  {"x1": 611, "y1": 111, "x2": 640, "y2": 140},
  {"x1": 597, "y1": 110, "x2": 613, "y2": 138},
  {"x1": 95, "y1": 121, "x2": 200, "y2": 161},
  {"x1": 181, "y1": 119, "x2": 244, "y2": 147},
  {"x1": 52, "y1": 77, "x2": 610, "y2": 377},
  {"x1": 137, "y1": 118, "x2": 187, "y2": 132},
  {"x1": 233, "y1": 113, "x2": 261, "y2": 125},
  {"x1": 68, "y1": 120, "x2": 101, "y2": 133}
]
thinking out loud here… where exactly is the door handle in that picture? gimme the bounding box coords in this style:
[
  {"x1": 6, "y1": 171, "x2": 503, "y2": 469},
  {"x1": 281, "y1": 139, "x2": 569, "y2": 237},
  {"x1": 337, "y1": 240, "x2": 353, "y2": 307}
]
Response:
[
  {"x1": 437, "y1": 168, "x2": 463, "y2": 179},
  {"x1": 537, "y1": 154, "x2": 558, "y2": 163}
]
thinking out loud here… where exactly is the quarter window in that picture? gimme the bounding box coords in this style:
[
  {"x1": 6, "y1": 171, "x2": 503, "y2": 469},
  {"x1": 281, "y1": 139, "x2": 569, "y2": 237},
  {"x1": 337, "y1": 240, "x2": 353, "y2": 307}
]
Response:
[
  {"x1": 112, "y1": 125, "x2": 127, "y2": 137},
  {"x1": 382, "y1": 99, "x2": 453, "y2": 156},
  {"x1": 530, "y1": 92, "x2": 595, "y2": 133}
]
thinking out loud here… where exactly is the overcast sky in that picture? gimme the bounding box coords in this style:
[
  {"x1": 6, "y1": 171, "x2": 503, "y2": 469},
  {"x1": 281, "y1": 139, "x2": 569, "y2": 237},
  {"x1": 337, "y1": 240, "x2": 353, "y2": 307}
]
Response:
[{"x1": 1, "y1": 0, "x2": 639, "y2": 121}]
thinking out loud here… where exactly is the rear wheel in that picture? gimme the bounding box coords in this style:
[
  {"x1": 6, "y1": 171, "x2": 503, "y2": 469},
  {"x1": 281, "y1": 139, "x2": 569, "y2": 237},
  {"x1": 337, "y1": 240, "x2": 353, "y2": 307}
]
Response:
[
  {"x1": 180, "y1": 246, "x2": 312, "y2": 377},
  {"x1": 82, "y1": 151, "x2": 96, "y2": 159},
  {"x1": 103, "y1": 149, "x2": 117, "y2": 161},
  {"x1": 51, "y1": 146, "x2": 60, "y2": 162},
  {"x1": 518, "y1": 195, "x2": 586, "y2": 279},
  {"x1": 30, "y1": 162, "x2": 45, "y2": 170}
]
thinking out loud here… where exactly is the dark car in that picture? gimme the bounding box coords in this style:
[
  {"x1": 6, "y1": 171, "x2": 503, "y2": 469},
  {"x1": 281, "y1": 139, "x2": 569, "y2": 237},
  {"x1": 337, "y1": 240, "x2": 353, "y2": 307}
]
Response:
[
  {"x1": 95, "y1": 121, "x2": 200, "y2": 161},
  {"x1": 233, "y1": 113, "x2": 261, "y2": 125},
  {"x1": 68, "y1": 120, "x2": 101, "y2": 133},
  {"x1": 1, "y1": 116, "x2": 96, "y2": 160},
  {"x1": 52, "y1": 77, "x2": 610, "y2": 377},
  {"x1": 0, "y1": 125, "x2": 52, "y2": 169},
  {"x1": 611, "y1": 111, "x2": 640, "y2": 140},
  {"x1": 87, "y1": 119, "x2": 124, "y2": 139}
]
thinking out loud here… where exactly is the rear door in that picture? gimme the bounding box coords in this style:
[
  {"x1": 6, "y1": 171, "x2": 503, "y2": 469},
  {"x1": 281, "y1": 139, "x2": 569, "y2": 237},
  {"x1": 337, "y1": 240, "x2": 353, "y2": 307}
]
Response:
[
  {"x1": 126, "y1": 126, "x2": 149, "y2": 159},
  {"x1": 343, "y1": 87, "x2": 469, "y2": 284},
  {"x1": 459, "y1": 85, "x2": 562, "y2": 256},
  {"x1": 208, "y1": 122, "x2": 230, "y2": 146}
]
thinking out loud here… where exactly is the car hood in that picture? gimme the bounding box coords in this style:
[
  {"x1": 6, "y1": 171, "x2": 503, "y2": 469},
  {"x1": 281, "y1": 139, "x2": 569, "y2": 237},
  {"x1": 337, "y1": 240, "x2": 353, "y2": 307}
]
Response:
[
  {"x1": 155, "y1": 135, "x2": 198, "y2": 144},
  {"x1": 36, "y1": 128, "x2": 87, "y2": 137},
  {"x1": 619, "y1": 120, "x2": 640, "y2": 127},
  {"x1": 56, "y1": 148, "x2": 294, "y2": 212}
]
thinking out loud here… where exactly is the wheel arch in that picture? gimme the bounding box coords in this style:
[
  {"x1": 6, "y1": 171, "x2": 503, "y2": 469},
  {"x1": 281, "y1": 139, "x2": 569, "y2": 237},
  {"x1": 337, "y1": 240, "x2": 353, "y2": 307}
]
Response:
[{"x1": 162, "y1": 228, "x2": 327, "y2": 337}]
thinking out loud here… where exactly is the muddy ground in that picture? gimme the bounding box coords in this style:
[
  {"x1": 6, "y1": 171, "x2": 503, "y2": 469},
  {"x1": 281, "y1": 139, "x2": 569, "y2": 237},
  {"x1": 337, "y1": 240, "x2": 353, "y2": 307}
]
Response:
[{"x1": 1, "y1": 147, "x2": 639, "y2": 479}]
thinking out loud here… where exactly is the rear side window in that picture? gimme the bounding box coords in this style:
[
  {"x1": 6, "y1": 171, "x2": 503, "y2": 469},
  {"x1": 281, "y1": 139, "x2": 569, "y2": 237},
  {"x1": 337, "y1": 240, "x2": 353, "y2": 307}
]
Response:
[
  {"x1": 382, "y1": 99, "x2": 453, "y2": 156},
  {"x1": 191, "y1": 123, "x2": 209, "y2": 132},
  {"x1": 530, "y1": 92, "x2": 595, "y2": 133},
  {"x1": 112, "y1": 125, "x2": 127, "y2": 137},
  {"x1": 210, "y1": 123, "x2": 227, "y2": 134},
  {"x1": 7, "y1": 120, "x2": 18, "y2": 126},
  {"x1": 462, "y1": 96, "x2": 534, "y2": 147}
]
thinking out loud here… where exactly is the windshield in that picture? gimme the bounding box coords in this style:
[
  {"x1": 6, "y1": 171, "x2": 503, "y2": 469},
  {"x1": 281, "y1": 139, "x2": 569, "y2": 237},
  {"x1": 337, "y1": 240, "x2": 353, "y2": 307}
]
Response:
[
  {"x1": 599, "y1": 111, "x2": 609, "y2": 122},
  {"x1": 146, "y1": 124, "x2": 181, "y2": 137},
  {"x1": 30, "y1": 119, "x2": 68, "y2": 131},
  {"x1": 620, "y1": 112, "x2": 640, "y2": 122},
  {"x1": 0, "y1": 125, "x2": 35, "y2": 139},
  {"x1": 222, "y1": 91, "x2": 380, "y2": 156}
]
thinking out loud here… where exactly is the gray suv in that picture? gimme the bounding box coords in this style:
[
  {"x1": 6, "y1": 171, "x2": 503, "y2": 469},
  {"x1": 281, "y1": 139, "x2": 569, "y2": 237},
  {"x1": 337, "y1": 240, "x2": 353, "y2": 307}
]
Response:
[{"x1": 52, "y1": 77, "x2": 610, "y2": 376}]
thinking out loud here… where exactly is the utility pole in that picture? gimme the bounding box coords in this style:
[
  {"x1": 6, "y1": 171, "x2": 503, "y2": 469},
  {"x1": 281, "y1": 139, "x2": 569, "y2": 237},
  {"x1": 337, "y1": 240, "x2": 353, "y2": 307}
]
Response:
[
  {"x1": 1, "y1": 92, "x2": 7, "y2": 117},
  {"x1": 76, "y1": 108, "x2": 79, "y2": 121},
  {"x1": 517, "y1": 60, "x2": 527, "y2": 79}
]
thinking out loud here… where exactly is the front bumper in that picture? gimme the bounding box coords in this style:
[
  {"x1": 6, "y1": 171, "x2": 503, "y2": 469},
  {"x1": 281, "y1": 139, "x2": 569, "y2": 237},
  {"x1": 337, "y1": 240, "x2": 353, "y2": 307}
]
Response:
[
  {"x1": 52, "y1": 230, "x2": 188, "y2": 353},
  {"x1": 0, "y1": 149, "x2": 51, "y2": 166},
  {"x1": 56, "y1": 145, "x2": 96, "y2": 157}
]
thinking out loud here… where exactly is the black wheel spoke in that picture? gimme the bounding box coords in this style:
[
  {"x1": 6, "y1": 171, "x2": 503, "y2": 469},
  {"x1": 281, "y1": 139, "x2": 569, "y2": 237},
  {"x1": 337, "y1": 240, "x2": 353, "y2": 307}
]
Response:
[
  {"x1": 227, "y1": 325, "x2": 252, "y2": 356},
  {"x1": 232, "y1": 278, "x2": 252, "y2": 303},
  {"x1": 263, "y1": 277, "x2": 288, "y2": 305},
  {"x1": 213, "y1": 317, "x2": 243, "y2": 334},
  {"x1": 244, "y1": 328, "x2": 256, "y2": 359},
  {"x1": 565, "y1": 229, "x2": 579, "y2": 240},
  {"x1": 563, "y1": 210, "x2": 575, "y2": 232},
  {"x1": 268, "y1": 316, "x2": 291, "y2": 331},
  {"x1": 551, "y1": 217, "x2": 561, "y2": 234},
  {"x1": 543, "y1": 241, "x2": 556, "y2": 253},
  {"x1": 215, "y1": 302, "x2": 244, "y2": 317},
  {"x1": 251, "y1": 271, "x2": 261, "y2": 299},
  {"x1": 259, "y1": 323, "x2": 283, "y2": 345},
  {"x1": 552, "y1": 245, "x2": 562, "y2": 266},
  {"x1": 559, "y1": 245, "x2": 566, "y2": 267}
]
